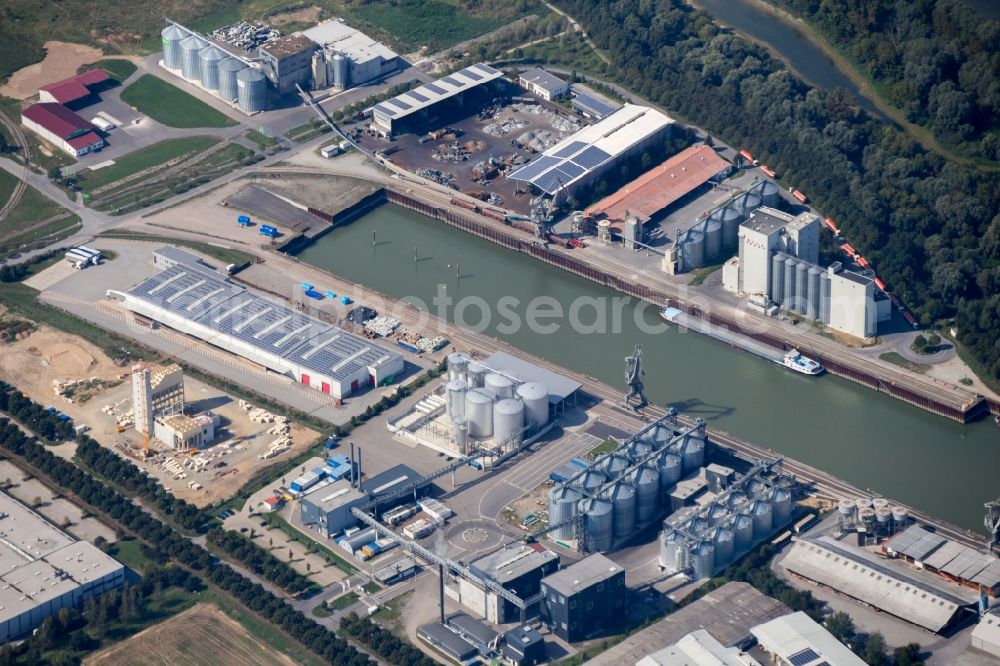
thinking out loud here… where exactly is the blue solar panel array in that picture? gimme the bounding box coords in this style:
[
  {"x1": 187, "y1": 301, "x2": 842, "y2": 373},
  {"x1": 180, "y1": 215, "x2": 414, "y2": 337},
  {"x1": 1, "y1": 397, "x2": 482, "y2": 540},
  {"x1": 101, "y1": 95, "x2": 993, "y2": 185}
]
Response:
[
  {"x1": 461, "y1": 67, "x2": 482, "y2": 81},
  {"x1": 555, "y1": 161, "x2": 585, "y2": 179},
  {"x1": 509, "y1": 156, "x2": 560, "y2": 182},
  {"x1": 570, "y1": 145, "x2": 611, "y2": 170},
  {"x1": 424, "y1": 83, "x2": 446, "y2": 95},
  {"x1": 572, "y1": 92, "x2": 618, "y2": 118},
  {"x1": 440, "y1": 76, "x2": 460, "y2": 87},
  {"x1": 386, "y1": 98, "x2": 411, "y2": 110},
  {"x1": 788, "y1": 648, "x2": 820, "y2": 666},
  {"x1": 532, "y1": 170, "x2": 565, "y2": 195},
  {"x1": 407, "y1": 90, "x2": 428, "y2": 102},
  {"x1": 125, "y1": 265, "x2": 400, "y2": 382},
  {"x1": 554, "y1": 141, "x2": 586, "y2": 158},
  {"x1": 472, "y1": 63, "x2": 499, "y2": 76}
]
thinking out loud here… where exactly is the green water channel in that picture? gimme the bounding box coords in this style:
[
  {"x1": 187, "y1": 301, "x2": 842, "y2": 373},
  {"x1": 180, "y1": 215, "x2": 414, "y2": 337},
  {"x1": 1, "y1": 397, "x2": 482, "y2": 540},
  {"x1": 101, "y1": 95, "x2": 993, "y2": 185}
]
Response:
[{"x1": 297, "y1": 204, "x2": 999, "y2": 532}]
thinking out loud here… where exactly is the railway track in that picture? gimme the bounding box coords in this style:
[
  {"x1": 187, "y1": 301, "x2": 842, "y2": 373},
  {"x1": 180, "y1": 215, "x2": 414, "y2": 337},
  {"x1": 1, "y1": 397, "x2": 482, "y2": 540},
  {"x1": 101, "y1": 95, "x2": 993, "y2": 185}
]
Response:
[{"x1": 0, "y1": 111, "x2": 30, "y2": 223}]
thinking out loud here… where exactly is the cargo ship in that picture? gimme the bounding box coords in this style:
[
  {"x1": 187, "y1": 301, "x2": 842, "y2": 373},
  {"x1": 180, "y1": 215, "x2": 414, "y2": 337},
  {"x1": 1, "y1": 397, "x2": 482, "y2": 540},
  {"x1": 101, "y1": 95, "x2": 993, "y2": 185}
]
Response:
[{"x1": 782, "y1": 349, "x2": 823, "y2": 375}]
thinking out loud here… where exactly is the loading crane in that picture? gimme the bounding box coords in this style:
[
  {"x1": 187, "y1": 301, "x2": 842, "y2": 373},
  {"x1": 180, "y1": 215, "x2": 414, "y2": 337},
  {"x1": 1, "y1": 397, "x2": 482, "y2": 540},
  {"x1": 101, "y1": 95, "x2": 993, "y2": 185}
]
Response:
[
  {"x1": 986, "y1": 496, "x2": 1000, "y2": 555},
  {"x1": 623, "y1": 344, "x2": 648, "y2": 410}
]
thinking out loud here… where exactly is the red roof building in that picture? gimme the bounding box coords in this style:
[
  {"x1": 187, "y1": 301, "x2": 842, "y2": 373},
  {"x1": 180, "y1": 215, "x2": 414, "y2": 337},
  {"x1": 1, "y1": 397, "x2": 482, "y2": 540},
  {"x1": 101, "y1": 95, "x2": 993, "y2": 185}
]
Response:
[
  {"x1": 38, "y1": 69, "x2": 111, "y2": 106},
  {"x1": 585, "y1": 145, "x2": 731, "y2": 225},
  {"x1": 21, "y1": 103, "x2": 103, "y2": 157}
]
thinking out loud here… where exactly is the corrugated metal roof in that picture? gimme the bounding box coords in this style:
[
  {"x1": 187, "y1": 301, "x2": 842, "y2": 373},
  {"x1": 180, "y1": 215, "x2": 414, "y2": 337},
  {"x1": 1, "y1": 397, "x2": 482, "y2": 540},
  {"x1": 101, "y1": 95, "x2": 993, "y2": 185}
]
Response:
[
  {"x1": 372, "y1": 63, "x2": 502, "y2": 123},
  {"x1": 750, "y1": 612, "x2": 864, "y2": 666},
  {"x1": 22, "y1": 103, "x2": 96, "y2": 139},
  {"x1": 887, "y1": 525, "x2": 948, "y2": 562},
  {"x1": 39, "y1": 69, "x2": 110, "y2": 103}
]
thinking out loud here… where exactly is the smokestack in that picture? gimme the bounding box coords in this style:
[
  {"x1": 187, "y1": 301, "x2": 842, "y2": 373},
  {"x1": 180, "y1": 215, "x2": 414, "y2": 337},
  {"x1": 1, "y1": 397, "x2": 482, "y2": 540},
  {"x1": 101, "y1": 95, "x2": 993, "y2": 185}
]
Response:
[
  {"x1": 357, "y1": 447, "x2": 362, "y2": 492},
  {"x1": 439, "y1": 564, "x2": 446, "y2": 624},
  {"x1": 350, "y1": 442, "x2": 356, "y2": 488}
]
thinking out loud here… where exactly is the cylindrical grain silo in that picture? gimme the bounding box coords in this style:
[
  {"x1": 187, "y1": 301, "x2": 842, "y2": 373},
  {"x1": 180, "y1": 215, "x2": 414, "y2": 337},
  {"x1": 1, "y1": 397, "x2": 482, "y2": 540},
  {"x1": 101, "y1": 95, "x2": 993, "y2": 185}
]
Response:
[
  {"x1": 751, "y1": 500, "x2": 773, "y2": 539},
  {"x1": 891, "y1": 506, "x2": 909, "y2": 530},
  {"x1": 464, "y1": 388, "x2": 495, "y2": 439},
  {"x1": 704, "y1": 218, "x2": 722, "y2": 261},
  {"x1": 772, "y1": 487, "x2": 793, "y2": 526},
  {"x1": 771, "y1": 254, "x2": 786, "y2": 305},
  {"x1": 627, "y1": 439, "x2": 654, "y2": 464},
  {"x1": 180, "y1": 36, "x2": 204, "y2": 80},
  {"x1": 237, "y1": 67, "x2": 267, "y2": 113},
  {"x1": 712, "y1": 527, "x2": 735, "y2": 568},
  {"x1": 466, "y1": 362, "x2": 486, "y2": 389},
  {"x1": 493, "y1": 398, "x2": 524, "y2": 446},
  {"x1": 680, "y1": 435, "x2": 705, "y2": 473},
  {"x1": 651, "y1": 424, "x2": 672, "y2": 450},
  {"x1": 757, "y1": 181, "x2": 780, "y2": 207},
  {"x1": 838, "y1": 498, "x2": 857, "y2": 526},
  {"x1": 820, "y1": 272, "x2": 832, "y2": 323},
  {"x1": 656, "y1": 452, "x2": 682, "y2": 499},
  {"x1": 690, "y1": 541, "x2": 716, "y2": 580},
  {"x1": 876, "y1": 507, "x2": 892, "y2": 531},
  {"x1": 794, "y1": 261, "x2": 808, "y2": 314},
  {"x1": 733, "y1": 513, "x2": 754, "y2": 551},
  {"x1": 516, "y1": 382, "x2": 548, "y2": 427},
  {"x1": 575, "y1": 470, "x2": 606, "y2": 496},
  {"x1": 484, "y1": 373, "x2": 515, "y2": 400},
  {"x1": 547, "y1": 486, "x2": 582, "y2": 539},
  {"x1": 452, "y1": 417, "x2": 469, "y2": 452},
  {"x1": 855, "y1": 497, "x2": 873, "y2": 511},
  {"x1": 872, "y1": 498, "x2": 890, "y2": 511},
  {"x1": 807, "y1": 267, "x2": 822, "y2": 320},
  {"x1": 217, "y1": 58, "x2": 246, "y2": 102},
  {"x1": 599, "y1": 453, "x2": 630, "y2": 479},
  {"x1": 161, "y1": 25, "x2": 186, "y2": 70},
  {"x1": 199, "y1": 46, "x2": 225, "y2": 91},
  {"x1": 631, "y1": 465, "x2": 660, "y2": 523},
  {"x1": 578, "y1": 497, "x2": 613, "y2": 552},
  {"x1": 447, "y1": 352, "x2": 470, "y2": 382},
  {"x1": 682, "y1": 229, "x2": 705, "y2": 270},
  {"x1": 445, "y1": 379, "x2": 467, "y2": 419},
  {"x1": 659, "y1": 530, "x2": 688, "y2": 571},
  {"x1": 741, "y1": 192, "x2": 762, "y2": 218},
  {"x1": 332, "y1": 52, "x2": 348, "y2": 89},
  {"x1": 718, "y1": 208, "x2": 740, "y2": 249},
  {"x1": 607, "y1": 482, "x2": 636, "y2": 540},
  {"x1": 727, "y1": 491, "x2": 749, "y2": 512},
  {"x1": 783, "y1": 259, "x2": 797, "y2": 309}
]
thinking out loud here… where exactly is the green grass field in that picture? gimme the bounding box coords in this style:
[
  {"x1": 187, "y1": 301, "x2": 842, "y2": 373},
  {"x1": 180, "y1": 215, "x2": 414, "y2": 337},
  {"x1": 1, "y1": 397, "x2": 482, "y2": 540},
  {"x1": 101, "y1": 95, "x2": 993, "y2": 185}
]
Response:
[
  {"x1": 0, "y1": 170, "x2": 80, "y2": 257},
  {"x1": 93, "y1": 59, "x2": 138, "y2": 82},
  {"x1": 350, "y1": 0, "x2": 505, "y2": 53},
  {"x1": 78, "y1": 136, "x2": 218, "y2": 192},
  {"x1": 120, "y1": 75, "x2": 236, "y2": 129}
]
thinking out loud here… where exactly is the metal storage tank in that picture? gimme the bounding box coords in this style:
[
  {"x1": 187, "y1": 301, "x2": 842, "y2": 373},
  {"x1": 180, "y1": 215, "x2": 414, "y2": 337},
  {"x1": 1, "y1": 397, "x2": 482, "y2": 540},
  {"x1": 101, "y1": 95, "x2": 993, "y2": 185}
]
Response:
[
  {"x1": 199, "y1": 46, "x2": 225, "y2": 91},
  {"x1": 484, "y1": 373, "x2": 515, "y2": 399},
  {"x1": 689, "y1": 517, "x2": 710, "y2": 538},
  {"x1": 599, "y1": 454, "x2": 630, "y2": 479},
  {"x1": 709, "y1": 503, "x2": 729, "y2": 523},
  {"x1": 452, "y1": 417, "x2": 468, "y2": 453},
  {"x1": 680, "y1": 435, "x2": 705, "y2": 472},
  {"x1": 651, "y1": 424, "x2": 672, "y2": 450},
  {"x1": 681, "y1": 229, "x2": 705, "y2": 270},
  {"x1": 515, "y1": 381, "x2": 548, "y2": 427},
  {"x1": 627, "y1": 440, "x2": 654, "y2": 463},
  {"x1": 771, "y1": 254, "x2": 786, "y2": 305},
  {"x1": 180, "y1": 36, "x2": 204, "y2": 80},
  {"x1": 712, "y1": 527, "x2": 735, "y2": 567},
  {"x1": 578, "y1": 497, "x2": 613, "y2": 551},
  {"x1": 493, "y1": 398, "x2": 524, "y2": 446},
  {"x1": 718, "y1": 208, "x2": 740, "y2": 251},
  {"x1": 631, "y1": 466, "x2": 660, "y2": 523},
  {"x1": 757, "y1": 181, "x2": 780, "y2": 207},
  {"x1": 607, "y1": 482, "x2": 636, "y2": 540},
  {"x1": 237, "y1": 67, "x2": 267, "y2": 113},
  {"x1": 820, "y1": 272, "x2": 831, "y2": 323},
  {"x1": 875, "y1": 507, "x2": 892, "y2": 529},
  {"x1": 217, "y1": 58, "x2": 246, "y2": 102},
  {"x1": 746, "y1": 479, "x2": 767, "y2": 499},
  {"x1": 467, "y1": 363, "x2": 486, "y2": 389},
  {"x1": 575, "y1": 470, "x2": 606, "y2": 496},
  {"x1": 858, "y1": 507, "x2": 876, "y2": 526},
  {"x1": 464, "y1": 388, "x2": 495, "y2": 439},
  {"x1": 751, "y1": 500, "x2": 772, "y2": 538},
  {"x1": 727, "y1": 491, "x2": 749, "y2": 511},
  {"x1": 733, "y1": 513, "x2": 754, "y2": 551},
  {"x1": 740, "y1": 192, "x2": 762, "y2": 217},
  {"x1": 891, "y1": 506, "x2": 908, "y2": 527},
  {"x1": 547, "y1": 486, "x2": 582, "y2": 539},
  {"x1": 659, "y1": 530, "x2": 688, "y2": 571},
  {"x1": 656, "y1": 452, "x2": 682, "y2": 498},
  {"x1": 794, "y1": 262, "x2": 808, "y2": 314},
  {"x1": 445, "y1": 380, "x2": 467, "y2": 419},
  {"x1": 332, "y1": 52, "x2": 348, "y2": 89},
  {"x1": 704, "y1": 218, "x2": 722, "y2": 261},
  {"x1": 772, "y1": 487, "x2": 793, "y2": 526},
  {"x1": 783, "y1": 259, "x2": 797, "y2": 309},
  {"x1": 690, "y1": 541, "x2": 716, "y2": 580},
  {"x1": 872, "y1": 498, "x2": 890, "y2": 510},
  {"x1": 855, "y1": 497, "x2": 873, "y2": 511},
  {"x1": 807, "y1": 267, "x2": 822, "y2": 320},
  {"x1": 447, "y1": 352, "x2": 470, "y2": 382},
  {"x1": 838, "y1": 499, "x2": 857, "y2": 524},
  {"x1": 161, "y1": 25, "x2": 185, "y2": 70}
]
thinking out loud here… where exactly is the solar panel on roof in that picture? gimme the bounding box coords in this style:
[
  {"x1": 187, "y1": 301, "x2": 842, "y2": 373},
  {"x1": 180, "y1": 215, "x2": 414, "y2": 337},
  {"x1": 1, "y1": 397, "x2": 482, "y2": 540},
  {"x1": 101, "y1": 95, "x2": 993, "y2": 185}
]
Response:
[
  {"x1": 556, "y1": 162, "x2": 585, "y2": 179},
  {"x1": 571, "y1": 145, "x2": 612, "y2": 169},
  {"x1": 573, "y1": 93, "x2": 618, "y2": 117},
  {"x1": 473, "y1": 63, "x2": 498, "y2": 75},
  {"x1": 789, "y1": 648, "x2": 820, "y2": 666},
  {"x1": 386, "y1": 98, "x2": 411, "y2": 110},
  {"x1": 440, "y1": 76, "x2": 460, "y2": 87},
  {"x1": 509, "y1": 156, "x2": 560, "y2": 182},
  {"x1": 461, "y1": 67, "x2": 482, "y2": 81},
  {"x1": 407, "y1": 90, "x2": 428, "y2": 102},
  {"x1": 373, "y1": 104, "x2": 395, "y2": 117},
  {"x1": 554, "y1": 141, "x2": 586, "y2": 158},
  {"x1": 532, "y1": 170, "x2": 566, "y2": 194},
  {"x1": 424, "y1": 83, "x2": 446, "y2": 95}
]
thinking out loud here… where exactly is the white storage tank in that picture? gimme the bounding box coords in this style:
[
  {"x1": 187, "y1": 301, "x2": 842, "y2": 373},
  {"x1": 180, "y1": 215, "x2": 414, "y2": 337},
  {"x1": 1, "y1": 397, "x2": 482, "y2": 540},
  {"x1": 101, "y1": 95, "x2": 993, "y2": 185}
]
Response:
[
  {"x1": 464, "y1": 388, "x2": 495, "y2": 439},
  {"x1": 485, "y1": 373, "x2": 515, "y2": 399},
  {"x1": 332, "y1": 52, "x2": 348, "y2": 89},
  {"x1": 656, "y1": 452, "x2": 682, "y2": 498},
  {"x1": 218, "y1": 58, "x2": 247, "y2": 102},
  {"x1": 493, "y1": 398, "x2": 524, "y2": 446},
  {"x1": 237, "y1": 67, "x2": 267, "y2": 113},
  {"x1": 161, "y1": 25, "x2": 186, "y2": 70},
  {"x1": 690, "y1": 541, "x2": 716, "y2": 580},
  {"x1": 872, "y1": 497, "x2": 890, "y2": 510},
  {"x1": 180, "y1": 36, "x2": 204, "y2": 80},
  {"x1": 466, "y1": 362, "x2": 486, "y2": 389},
  {"x1": 447, "y1": 352, "x2": 470, "y2": 382},
  {"x1": 631, "y1": 465, "x2": 660, "y2": 523},
  {"x1": 891, "y1": 505, "x2": 908, "y2": 526},
  {"x1": 855, "y1": 497, "x2": 873, "y2": 511},
  {"x1": 659, "y1": 530, "x2": 688, "y2": 570},
  {"x1": 547, "y1": 486, "x2": 582, "y2": 539},
  {"x1": 838, "y1": 498, "x2": 857, "y2": 524},
  {"x1": 578, "y1": 497, "x2": 613, "y2": 552},
  {"x1": 516, "y1": 382, "x2": 549, "y2": 426},
  {"x1": 445, "y1": 379, "x2": 467, "y2": 419},
  {"x1": 199, "y1": 46, "x2": 225, "y2": 91},
  {"x1": 452, "y1": 417, "x2": 468, "y2": 453},
  {"x1": 712, "y1": 526, "x2": 735, "y2": 567},
  {"x1": 607, "y1": 482, "x2": 636, "y2": 540}
]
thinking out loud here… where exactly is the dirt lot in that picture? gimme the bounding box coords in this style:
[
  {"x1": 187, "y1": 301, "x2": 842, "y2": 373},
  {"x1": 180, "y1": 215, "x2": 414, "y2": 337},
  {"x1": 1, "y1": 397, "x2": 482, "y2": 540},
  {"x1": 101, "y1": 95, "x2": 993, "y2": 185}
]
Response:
[
  {"x1": 268, "y1": 6, "x2": 323, "y2": 27},
  {"x1": 85, "y1": 603, "x2": 297, "y2": 666},
  {"x1": 0, "y1": 41, "x2": 104, "y2": 99},
  {"x1": 257, "y1": 174, "x2": 380, "y2": 216}
]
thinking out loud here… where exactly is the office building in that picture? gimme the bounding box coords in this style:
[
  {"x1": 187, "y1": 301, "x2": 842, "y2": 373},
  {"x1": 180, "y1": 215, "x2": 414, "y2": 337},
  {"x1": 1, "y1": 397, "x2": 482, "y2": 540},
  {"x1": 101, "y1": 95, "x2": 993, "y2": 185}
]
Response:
[
  {"x1": 540, "y1": 553, "x2": 626, "y2": 642},
  {"x1": 259, "y1": 34, "x2": 316, "y2": 94},
  {"x1": 461, "y1": 543, "x2": 559, "y2": 623},
  {"x1": 519, "y1": 68, "x2": 570, "y2": 101}
]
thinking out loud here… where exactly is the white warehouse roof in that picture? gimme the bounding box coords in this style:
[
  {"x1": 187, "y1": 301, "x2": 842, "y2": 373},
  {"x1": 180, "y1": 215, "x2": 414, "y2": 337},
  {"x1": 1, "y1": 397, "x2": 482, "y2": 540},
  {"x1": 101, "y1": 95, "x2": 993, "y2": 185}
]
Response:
[
  {"x1": 781, "y1": 537, "x2": 976, "y2": 633},
  {"x1": 637, "y1": 629, "x2": 761, "y2": 666},
  {"x1": 507, "y1": 103, "x2": 674, "y2": 194},
  {"x1": 301, "y1": 20, "x2": 397, "y2": 62},
  {"x1": 751, "y1": 611, "x2": 865, "y2": 666},
  {"x1": 972, "y1": 612, "x2": 1000, "y2": 659},
  {"x1": 373, "y1": 63, "x2": 503, "y2": 122}
]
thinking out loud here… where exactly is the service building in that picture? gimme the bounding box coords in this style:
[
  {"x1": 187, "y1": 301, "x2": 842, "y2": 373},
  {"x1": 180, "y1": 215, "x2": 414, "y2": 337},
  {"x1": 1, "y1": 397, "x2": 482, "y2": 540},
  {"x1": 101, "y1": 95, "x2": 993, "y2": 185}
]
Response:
[
  {"x1": 460, "y1": 543, "x2": 559, "y2": 623},
  {"x1": 519, "y1": 68, "x2": 569, "y2": 101},
  {"x1": 259, "y1": 34, "x2": 316, "y2": 94},
  {"x1": 21, "y1": 103, "x2": 104, "y2": 157},
  {"x1": 539, "y1": 553, "x2": 626, "y2": 642},
  {"x1": 300, "y1": 464, "x2": 421, "y2": 539},
  {"x1": 751, "y1": 611, "x2": 865, "y2": 666}
]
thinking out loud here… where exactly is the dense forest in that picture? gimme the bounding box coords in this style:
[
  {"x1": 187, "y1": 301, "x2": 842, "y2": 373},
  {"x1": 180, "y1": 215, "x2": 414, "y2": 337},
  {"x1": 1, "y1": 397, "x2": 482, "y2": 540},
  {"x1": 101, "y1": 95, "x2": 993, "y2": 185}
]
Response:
[
  {"x1": 554, "y1": 0, "x2": 1000, "y2": 385},
  {"x1": 765, "y1": 0, "x2": 1000, "y2": 162}
]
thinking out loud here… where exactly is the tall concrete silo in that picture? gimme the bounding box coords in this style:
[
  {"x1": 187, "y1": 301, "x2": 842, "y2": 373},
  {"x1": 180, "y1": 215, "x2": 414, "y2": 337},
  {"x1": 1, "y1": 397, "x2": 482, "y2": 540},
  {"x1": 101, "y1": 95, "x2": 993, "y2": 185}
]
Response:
[
  {"x1": 783, "y1": 259, "x2": 797, "y2": 309},
  {"x1": 485, "y1": 373, "x2": 515, "y2": 399},
  {"x1": 771, "y1": 254, "x2": 786, "y2": 305},
  {"x1": 516, "y1": 382, "x2": 548, "y2": 427},
  {"x1": 464, "y1": 388, "x2": 495, "y2": 439},
  {"x1": 794, "y1": 262, "x2": 808, "y2": 314},
  {"x1": 493, "y1": 398, "x2": 524, "y2": 446}
]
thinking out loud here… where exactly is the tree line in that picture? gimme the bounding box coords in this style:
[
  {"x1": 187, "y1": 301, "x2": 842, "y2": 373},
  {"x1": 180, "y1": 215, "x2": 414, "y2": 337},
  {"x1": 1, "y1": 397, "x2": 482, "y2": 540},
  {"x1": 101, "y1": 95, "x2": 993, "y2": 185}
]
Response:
[
  {"x1": 0, "y1": 381, "x2": 75, "y2": 442},
  {"x1": 554, "y1": 0, "x2": 1000, "y2": 385},
  {"x1": 340, "y1": 613, "x2": 437, "y2": 666},
  {"x1": 766, "y1": 0, "x2": 1000, "y2": 162}
]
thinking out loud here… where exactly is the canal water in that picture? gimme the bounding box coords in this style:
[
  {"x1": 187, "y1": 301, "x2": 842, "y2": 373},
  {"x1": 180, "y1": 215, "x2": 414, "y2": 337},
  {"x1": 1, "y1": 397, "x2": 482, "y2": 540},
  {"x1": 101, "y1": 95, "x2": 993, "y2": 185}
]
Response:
[
  {"x1": 296, "y1": 205, "x2": 999, "y2": 532},
  {"x1": 691, "y1": 0, "x2": 886, "y2": 120}
]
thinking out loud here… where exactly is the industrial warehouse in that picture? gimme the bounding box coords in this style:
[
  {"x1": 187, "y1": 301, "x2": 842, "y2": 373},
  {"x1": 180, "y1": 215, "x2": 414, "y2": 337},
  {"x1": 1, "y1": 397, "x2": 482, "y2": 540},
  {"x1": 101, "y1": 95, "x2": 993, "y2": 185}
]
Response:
[
  {"x1": 107, "y1": 253, "x2": 403, "y2": 399},
  {"x1": 0, "y1": 493, "x2": 125, "y2": 643},
  {"x1": 159, "y1": 16, "x2": 399, "y2": 112}
]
